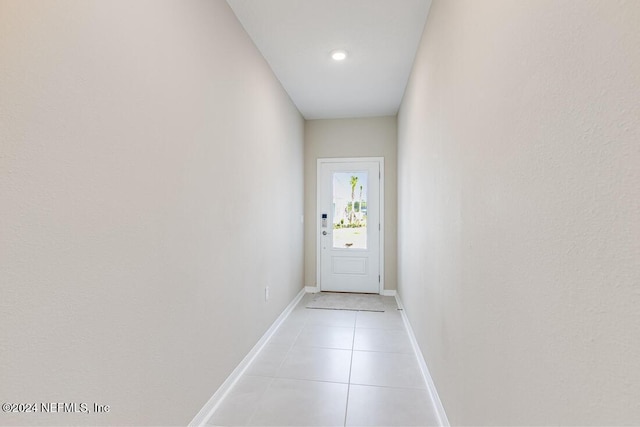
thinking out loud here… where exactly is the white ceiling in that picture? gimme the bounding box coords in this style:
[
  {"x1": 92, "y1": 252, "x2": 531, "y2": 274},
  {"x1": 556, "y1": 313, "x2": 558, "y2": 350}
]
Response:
[{"x1": 226, "y1": 0, "x2": 432, "y2": 120}]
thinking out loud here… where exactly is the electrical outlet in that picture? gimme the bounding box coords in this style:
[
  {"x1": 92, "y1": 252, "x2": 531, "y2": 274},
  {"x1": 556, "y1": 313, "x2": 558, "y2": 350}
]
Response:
[{"x1": 265, "y1": 286, "x2": 270, "y2": 301}]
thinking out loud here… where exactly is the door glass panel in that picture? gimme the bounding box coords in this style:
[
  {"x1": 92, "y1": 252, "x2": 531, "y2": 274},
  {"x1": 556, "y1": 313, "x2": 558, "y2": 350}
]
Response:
[{"x1": 332, "y1": 171, "x2": 367, "y2": 249}]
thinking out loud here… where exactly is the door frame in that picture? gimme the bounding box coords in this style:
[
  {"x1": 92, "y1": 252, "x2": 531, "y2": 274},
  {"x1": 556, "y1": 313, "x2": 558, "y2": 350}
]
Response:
[{"x1": 316, "y1": 157, "x2": 385, "y2": 295}]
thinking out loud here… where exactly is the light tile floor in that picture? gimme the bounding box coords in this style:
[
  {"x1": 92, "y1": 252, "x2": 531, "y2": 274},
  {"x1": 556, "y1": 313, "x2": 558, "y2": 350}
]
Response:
[{"x1": 207, "y1": 293, "x2": 439, "y2": 426}]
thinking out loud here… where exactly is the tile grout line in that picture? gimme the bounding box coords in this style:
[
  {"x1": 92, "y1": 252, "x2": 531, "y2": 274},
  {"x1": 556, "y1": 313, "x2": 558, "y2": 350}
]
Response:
[
  {"x1": 343, "y1": 312, "x2": 358, "y2": 427},
  {"x1": 246, "y1": 300, "x2": 310, "y2": 427},
  {"x1": 244, "y1": 376, "x2": 276, "y2": 427},
  {"x1": 267, "y1": 302, "x2": 310, "y2": 378},
  {"x1": 198, "y1": 289, "x2": 308, "y2": 426}
]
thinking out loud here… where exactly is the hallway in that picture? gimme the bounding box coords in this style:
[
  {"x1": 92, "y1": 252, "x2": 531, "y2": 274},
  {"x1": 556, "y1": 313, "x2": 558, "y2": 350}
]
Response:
[
  {"x1": 207, "y1": 293, "x2": 439, "y2": 426},
  {"x1": 2, "y1": 0, "x2": 638, "y2": 425}
]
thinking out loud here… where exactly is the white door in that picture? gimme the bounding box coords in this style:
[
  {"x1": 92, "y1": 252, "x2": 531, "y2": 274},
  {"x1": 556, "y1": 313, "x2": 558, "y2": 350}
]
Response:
[{"x1": 318, "y1": 158, "x2": 383, "y2": 294}]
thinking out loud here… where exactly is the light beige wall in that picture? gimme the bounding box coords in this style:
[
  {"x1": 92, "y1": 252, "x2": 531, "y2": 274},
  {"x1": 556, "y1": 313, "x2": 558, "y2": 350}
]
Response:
[
  {"x1": 398, "y1": 0, "x2": 640, "y2": 425},
  {"x1": 0, "y1": 1, "x2": 303, "y2": 425},
  {"x1": 304, "y1": 117, "x2": 397, "y2": 291}
]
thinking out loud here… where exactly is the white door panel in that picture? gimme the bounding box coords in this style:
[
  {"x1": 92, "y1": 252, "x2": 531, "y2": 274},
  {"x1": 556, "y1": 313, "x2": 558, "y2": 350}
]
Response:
[{"x1": 318, "y1": 159, "x2": 382, "y2": 294}]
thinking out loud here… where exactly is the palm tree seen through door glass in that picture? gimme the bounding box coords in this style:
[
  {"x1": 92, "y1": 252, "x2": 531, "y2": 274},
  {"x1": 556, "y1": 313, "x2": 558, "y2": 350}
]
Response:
[{"x1": 332, "y1": 171, "x2": 367, "y2": 249}]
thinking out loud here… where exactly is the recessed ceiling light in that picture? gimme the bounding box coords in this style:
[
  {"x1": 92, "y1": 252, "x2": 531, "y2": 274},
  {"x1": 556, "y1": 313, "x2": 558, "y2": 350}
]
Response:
[{"x1": 331, "y1": 49, "x2": 347, "y2": 61}]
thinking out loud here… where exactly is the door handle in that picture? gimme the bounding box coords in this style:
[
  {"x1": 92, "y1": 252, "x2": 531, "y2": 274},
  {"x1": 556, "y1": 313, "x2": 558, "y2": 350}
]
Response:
[{"x1": 322, "y1": 231, "x2": 328, "y2": 236}]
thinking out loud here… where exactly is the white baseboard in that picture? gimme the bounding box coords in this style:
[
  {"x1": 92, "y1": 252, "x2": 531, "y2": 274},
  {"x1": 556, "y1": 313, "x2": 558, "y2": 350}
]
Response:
[
  {"x1": 305, "y1": 286, "x2": 319, "y2": 293},
  {"x1": 381, "y1": 289, "x2": 397, "y2": 296},
  {"x1": 189, "y1": 287, "x2": 306, "y2": 426},
  {"x1": 395, "y1": 293, "x2": 450, "y2": 427}
]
